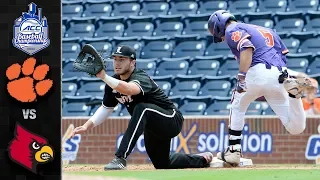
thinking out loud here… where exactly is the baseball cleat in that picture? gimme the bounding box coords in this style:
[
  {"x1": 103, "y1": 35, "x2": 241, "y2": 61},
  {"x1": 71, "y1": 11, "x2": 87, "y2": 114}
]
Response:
[
  {"x1": 217, "y1": 145, "x2": 241, "y2": 167},
  {"x1": 283, "y1": 77, "x2": 313, "y2": 98},
  {"x1": 104, "y1": 156, "x2": 127, "y2": 170},
  {"x1": 196, "y1": 152, "x2": 214, "y2": 167}
]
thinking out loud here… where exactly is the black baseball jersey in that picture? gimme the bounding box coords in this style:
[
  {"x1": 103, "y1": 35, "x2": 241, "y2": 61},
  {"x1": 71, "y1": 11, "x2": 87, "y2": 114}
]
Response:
[{"x1": 102, "y1": 69, "x2": 176, "y2": 115}]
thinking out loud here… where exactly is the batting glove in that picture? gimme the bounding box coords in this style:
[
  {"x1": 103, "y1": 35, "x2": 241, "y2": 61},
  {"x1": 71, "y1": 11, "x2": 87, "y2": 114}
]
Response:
[{"x1": 236, "y1": 72, "x2": 246, "y2": 93}]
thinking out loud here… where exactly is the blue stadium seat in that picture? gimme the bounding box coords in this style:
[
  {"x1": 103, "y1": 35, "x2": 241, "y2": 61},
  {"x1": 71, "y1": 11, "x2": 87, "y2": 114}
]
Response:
[
  {"x1": 77, "y1": 77, "x2": 106, "y2": 97},
  {"x1": 307, "y1": 58, "x2": 320, "y2": 75},
  {"x1": 81, "y1": 37, "x2": 113, "y2": 57},
  {"x1": 249, "y1": 19, "x2": 274, "y2": 29},
  {"x1": 114, "y1": 37, "x2": 144, "y2": 58},
  {"x1": 82, "y1": 2, "x2": 112, "y2": 18},
  {"x1": 182, "y1": 14, "x2": 211, "y2": 38},
  {"x1": 197, "y1": 0, "x2": 228, "y2": 14},
  {"x1": 63, "y1": 95, "x2": 92, "y2": 116},
  {"x1": 90, "y1": 103, "x2": 122, "y2": 116},
  {"x1": 281, "y1": 38, "x2": 300, "y2": 53},
  {"x1": 62, "y1": 77, "x2": 78, "y2": 96},
  {"x1": 262, "y1": 106, "x2": 276, "y2": 115},
  {"x1": 172, "y1": 38, "x2": 206, "y2": 58},
  {"x1": 205, "y1": 42, "x2": 232, "y2": 57},
  {"x1": 62, "y1": 1, "x2": 83, "y2": 18},
  {"x1": 167, "y1": 1, "x2": 198, "y2": 16},
  {"x1": 218, "y1": 60, "x2": 239, "y2": 77},
  {"x1": 286, "y1": 57, "x2": 309, "y2": 73},
  {"x1": 169, "y1": 95, "x2": 184, "y2": 108},
  {"x1": 154, "y1": 80, "x2": 171, "y2": 96},
  {"x1": 153, "y1": 15, "x2": 183, "y2": 37},
  {"x1": 179, "y1": 96, "x2": 210, "y2": 115},
  {"x1": 204, "y1": 98, "x2": 231, "y2": 115},
  {"x1": 304, "y1": 11, "x2": 320, "y2": 32},
  {"x1": 228, "y1": 0, "x2": 257, "y2": 14},
  {"x1": 287, "y1": 0, "x2": 318, "y2": 12},
  {"x1": 246, "y1": 102, "x2": 263, "y2": 115},
  {"x1": 188, "y1": 58, "x2": 220, "y2": 76},
  {"x1": 298, "y1": 38, "x2": 320, "y2": 55},
  {"x1": 124, "y1": 16, "x2": 155, "y2": 37},
  {"x1": 244, "y1": 12, "x2": 274, "y2": 28},
  {"x1": 63, "y1": 60, "x2": 87, "y2": 78},
  {"x1": 139, "y1": 1, "x2": 169, "y2": 16},
  {"x1": 104, "y1": 60, "x2": 115, "y2": 75},
  {"x1": 95, "y1": 17, "x2": 125, "y2": 38},
  {"x1": 257, "y1": 0, "x2": 287, "y2": 12},
  {"x1": 119, "y1": 107, "x2": 130, "y2": 116},
  {"x1": 62, "y1": 25, "x2": 66, "y2": 38},
  {"x1": 274, "y1": 12, "x2": 304, "y2": 34},
  {"x1": 198, "y1": 80, "x2": 231, "y2": 97},
  {"x1": 140, "y1": 36, "x2": 174, "y2": 59},
  {"x1": 65, "y1": 17, "x2": 96, "y2": 38},
  {"x1": 155, "y1": 58, "x2": 189, "y2": 76},
  {"x1": 62, "y1": 38, "x2": 81, "y2": 59},
  {"x1": 136, "y1": 59, "x2": 157, "y2": 76},
  {"x1": 169, "y1": 80, "x2": 201, "y2": 96},
  {"x1": 111, "y1": 1, "x2": 141, "y2": 17}
]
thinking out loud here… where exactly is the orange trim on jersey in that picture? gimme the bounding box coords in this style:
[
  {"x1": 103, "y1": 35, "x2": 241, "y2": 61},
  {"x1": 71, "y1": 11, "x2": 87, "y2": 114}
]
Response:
[
  {"x1": 237, "y1": 34, "x2": 251, "y2": 51},
  {"x1": 282, "y1": 49, "x2": 289, "y2": 54}
]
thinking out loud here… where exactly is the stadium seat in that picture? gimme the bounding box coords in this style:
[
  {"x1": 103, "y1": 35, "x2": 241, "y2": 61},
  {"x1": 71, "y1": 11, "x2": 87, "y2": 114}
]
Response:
[
  {"x1": 62, "y1": 38, "x2": 81, "y2": 59},
  {"x1": 188, "y1": 58, "x2": 220, "y2": 76},
  {"x1": 140, "y1": 36, "x2": 174, "y2": 59},
  {"x1": 119, "y1": 107, "x2": 130, "y2": 116},
  {"x1": 104, "y1": 60, "x2": 115, "y2": 75},
  {"x1": 298, "y1": 38, "x2": 320, "y2": 55},
  {"x1": 139, "y1": 1, "x2": 169, "y2": 16},
  {"x1": 111, "y1": 1, "x2": 141, "y2": 17},
  {"x1": 155, "y1": 58, "x2": 189, "y2": 76},
  {"x1": 63, "y1": 95, "x2": 92, "y2": 116},
  {"x1": 154, "y1": 80, "x2": 171, "y2": 96},
  {"x1": 124, "y1": 16, "x2": 154, "y2": 37},
  {"x1": 198, "y1": 80, "x2": 231, "y2": 97},
  {"x1": 205, "y1": 42, "x2": 233, "y2": 57},
  {"x1": 244, "y1": 12, "x2": 274, "y2": 28},
  {"x1": 114, "y1": 37, "x2": 144, "y2": 59},
  {"x1": 136, "y1": 59, "x2": 157, "y2": 76},
  {"x1": 153, "y1": 15, "x2": 183, "y2": 37},
  {"x1": 169, "y1": 95, "x2": 184, "y2": 108},
  {"x1": 307, "y1": 58, "x2": 320, "y2": 75},
  {"x1": 246, "y1": 102, "x2": 263, "y2": 115},
  {"x1": 65, "y1": 17, "x2": 96, "y2": 38},
  {"x1": 168, "y1": 1, "x2": 198, "y2": 16},
  {"x1": 286, "y1": 57, "x2": 309, "y2": 73},
  {"x1": 228, "y1": 0, "x2": 257, "y2": 14},
  {"x1": 281, "y1": 38, "x2": 300, "y2": 53},
  {"x1": 218, "y1": 60, "x2": 239, "y2": 77},
  {"x1": 204, "y1": 98, "x2": 231, "y2": 115},
  {"x1": 62, "y1": 77, "x2": 78, "y2": 96},
  {"x1": 262, "y1": 106, "x2": 276, "y2": 115},
  {"x1": 81, "y1": 37, "x2": 113, "y2": 57},
  {"x1": 179, "y1": 96, "x2": 210, "y2": 115},
  {"x1": 62, "y1": 25, "x2": 66, "y2": 37},
  {"x1": 77, "y1": 77, "x2": 106, "y2": 97},
  {"x1": 82, "y1": 2, "x2": 112, "y2": 18},
  {"x1": 257, "y1": 0, "x2": 287, "y2": 12},
  {"x1": 94, "y1": 17, "x2": 125, "y2": 38},
  {"x1": 287, "y1": 0, "x2": 318, "y2": 12},
  {"x1": 182, "y1": 14, "x2": 211, "y2": 38},
  {"x1": 62, "y1": 1, "x2": 83, "y2": 18},
  {"x1": 304, "y1": 11, "x2": 320, "y2": 32},
  {"x1": 63, "y1": 60, "x2": 87, "y2": 79},
  {"x1": 90, "y1": 102, "x2": 122, "y2": 117},
  {"x1": 172, "y1": 39, "x2": 206, "y2": 58},
  {"x1": 169, "y1": 80, "x2": 201, "y2": 96},
  {"x1": 274, "y1": 12, "x2": 304, "y2": 34},
  {"x1": 197, "y1": 0, "x2": 228, "y2": 14}
]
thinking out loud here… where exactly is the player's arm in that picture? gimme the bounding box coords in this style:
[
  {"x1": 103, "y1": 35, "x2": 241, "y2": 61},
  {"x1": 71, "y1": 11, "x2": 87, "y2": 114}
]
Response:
[{"x1": 84, "y1": 105, "x2": 114, "y2": 129}]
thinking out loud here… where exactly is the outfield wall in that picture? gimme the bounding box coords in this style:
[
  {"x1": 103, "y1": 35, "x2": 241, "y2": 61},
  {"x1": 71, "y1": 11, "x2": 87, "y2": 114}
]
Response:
[{"x1": 62, "y1": 116, "x2": 320, "y2": 165}]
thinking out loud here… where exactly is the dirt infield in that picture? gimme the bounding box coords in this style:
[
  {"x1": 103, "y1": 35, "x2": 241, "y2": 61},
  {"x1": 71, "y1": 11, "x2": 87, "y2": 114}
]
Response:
[{"x1": 63, "y1": 164, "x2": 320, "y2": 172}]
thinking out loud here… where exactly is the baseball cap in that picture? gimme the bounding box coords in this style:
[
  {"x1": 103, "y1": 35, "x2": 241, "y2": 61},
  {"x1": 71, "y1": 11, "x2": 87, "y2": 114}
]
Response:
[{"x1": 111, "y1": 45, "x2": 136, "y2": 60}]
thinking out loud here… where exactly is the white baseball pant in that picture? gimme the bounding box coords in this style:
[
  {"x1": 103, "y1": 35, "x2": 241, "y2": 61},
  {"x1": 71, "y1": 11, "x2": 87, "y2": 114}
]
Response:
[{"x1": 229, "y1": 63, "x2": 306, "y2": 135}]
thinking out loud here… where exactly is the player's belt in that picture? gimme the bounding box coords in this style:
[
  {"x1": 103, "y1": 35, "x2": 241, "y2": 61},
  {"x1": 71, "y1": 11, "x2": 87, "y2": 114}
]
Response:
[{"x1": 265, "y1": 64, "x2": 282, "y2": 71}]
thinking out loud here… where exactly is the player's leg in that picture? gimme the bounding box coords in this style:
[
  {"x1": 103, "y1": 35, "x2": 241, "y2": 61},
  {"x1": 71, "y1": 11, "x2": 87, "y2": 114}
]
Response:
[{"x1": 144, "y1": 128, "x2": 213, "y2": 169}]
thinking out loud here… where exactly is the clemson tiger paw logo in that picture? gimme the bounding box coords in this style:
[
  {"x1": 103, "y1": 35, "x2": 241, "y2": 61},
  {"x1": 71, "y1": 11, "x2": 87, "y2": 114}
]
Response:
[
  {"x1": 231, "y1": 31, "x2": 242, "y2": 42},
  {"x1": 6, "y1": 57, "x2": 53, "y2": 102}
]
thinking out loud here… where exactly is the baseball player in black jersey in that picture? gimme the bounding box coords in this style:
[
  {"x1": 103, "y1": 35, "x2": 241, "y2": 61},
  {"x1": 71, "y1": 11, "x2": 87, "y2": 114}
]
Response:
[{"x1": 71, "y1": 45, "x2": 213, "y2": 170}]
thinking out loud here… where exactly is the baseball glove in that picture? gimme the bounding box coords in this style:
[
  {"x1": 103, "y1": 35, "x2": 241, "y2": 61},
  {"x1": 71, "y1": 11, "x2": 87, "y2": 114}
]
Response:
[{"x1": 73, "y1": 44, "x2": 106, "y2": 76}]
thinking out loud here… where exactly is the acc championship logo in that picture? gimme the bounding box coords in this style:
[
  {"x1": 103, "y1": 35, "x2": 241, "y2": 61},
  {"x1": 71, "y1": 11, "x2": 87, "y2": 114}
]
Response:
[
  {"x1": 305, "y1": 124, "x2": 320, "y2": 164},
  {"x1": 62, "y1": 124, "x2": 81, "y2": 165},
  {"x1": 12, "y1": 2, "x2": 50, "y2": 55}
]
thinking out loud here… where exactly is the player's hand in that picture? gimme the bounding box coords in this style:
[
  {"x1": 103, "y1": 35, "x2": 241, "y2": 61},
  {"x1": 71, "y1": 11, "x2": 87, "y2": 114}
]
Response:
[
  {"x1": 236, "y1": 72, "x2": 246, "y2": 93},
  {"x1": 71, "y1": 126, "x2": 88, "y2": 138},
  {"x1": 96, "y1": 69, "x2": 106, "y2": 79}
]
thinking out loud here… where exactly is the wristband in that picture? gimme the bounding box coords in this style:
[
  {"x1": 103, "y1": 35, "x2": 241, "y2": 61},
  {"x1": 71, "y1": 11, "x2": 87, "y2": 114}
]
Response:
[
  {"x1": 102, "y1": 74, "x2": 120, "y2": 89},
  {"x1": 238, "y1": 72, "x2": 246, "y2": 76}
]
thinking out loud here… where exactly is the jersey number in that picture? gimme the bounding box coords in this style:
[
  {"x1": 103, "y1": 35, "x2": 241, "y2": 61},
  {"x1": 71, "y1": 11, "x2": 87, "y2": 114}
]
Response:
[{"x1": 257, "y1": 29, "x2": 274, "y2": 47}]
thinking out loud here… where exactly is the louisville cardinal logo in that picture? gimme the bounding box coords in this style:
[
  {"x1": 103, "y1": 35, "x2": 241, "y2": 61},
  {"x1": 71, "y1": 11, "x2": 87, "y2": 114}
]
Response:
[{"x1": 8, "y1": 123, "x2": 54, "y2": 174}]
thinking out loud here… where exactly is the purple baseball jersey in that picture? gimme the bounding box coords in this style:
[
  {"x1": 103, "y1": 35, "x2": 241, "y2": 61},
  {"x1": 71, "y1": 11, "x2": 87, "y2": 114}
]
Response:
[{"x1": 225, "y1": 23, "x2": 288, "y2": 69}]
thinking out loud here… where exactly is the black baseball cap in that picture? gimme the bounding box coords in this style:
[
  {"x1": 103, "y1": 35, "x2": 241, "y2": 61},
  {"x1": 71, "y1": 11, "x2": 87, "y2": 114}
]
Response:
[{"x1": 111, "y1": 45, "x2": 136, "y2": 60}]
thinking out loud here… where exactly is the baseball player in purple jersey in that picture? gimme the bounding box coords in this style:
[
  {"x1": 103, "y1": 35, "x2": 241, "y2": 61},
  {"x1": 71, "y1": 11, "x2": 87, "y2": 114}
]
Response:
[{"x1": 207, "y1": 10, "x2": 313, "y2": 166}]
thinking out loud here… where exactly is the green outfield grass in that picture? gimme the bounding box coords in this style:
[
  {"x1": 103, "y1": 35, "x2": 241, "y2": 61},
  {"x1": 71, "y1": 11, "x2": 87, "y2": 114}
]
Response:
[{"x1": 65, "y1": 167, "x2": 320, "y2": 180}]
